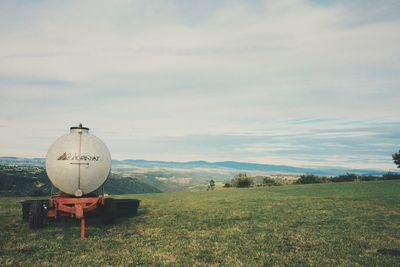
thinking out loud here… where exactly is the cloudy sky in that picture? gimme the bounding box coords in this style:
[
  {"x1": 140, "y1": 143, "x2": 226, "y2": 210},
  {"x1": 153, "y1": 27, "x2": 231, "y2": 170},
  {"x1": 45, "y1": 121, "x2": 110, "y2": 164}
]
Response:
[{"x1": 0, "y1": 0, "x2": 399, "y2": 170}]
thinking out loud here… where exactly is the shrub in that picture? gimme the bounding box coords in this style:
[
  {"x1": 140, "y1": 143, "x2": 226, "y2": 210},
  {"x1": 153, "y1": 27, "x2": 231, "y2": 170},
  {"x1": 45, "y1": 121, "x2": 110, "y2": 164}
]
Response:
[
  {"x1": 295, "y1": 174, "x2": 324, "y2": 184},
  {"x1": 263, "y1": 176, "x2": 281, "y2": 186},
  {"x1": 332, "y1": 173, "x2": 358, "y2": 183},
  {"x1": 263, "y1": 176, "x2": 274, "y2": 185},
  {"x1": 383, "y1": 172, "x2": 400, "y2": 180},
  {"x1": 223, "y1": 182, "x2": 232, "y2": 188},
  {"x1": 231, "y1": 173, "x2": 253, "y2": 188},
  {"x1": 358, "y1": 175, "x2": 380, "y2": 181}
]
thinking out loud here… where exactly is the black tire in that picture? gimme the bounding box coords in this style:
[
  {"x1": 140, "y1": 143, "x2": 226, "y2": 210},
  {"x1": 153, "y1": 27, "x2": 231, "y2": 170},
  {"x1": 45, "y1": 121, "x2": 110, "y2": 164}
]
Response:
[
  {"x1": 22, "y1": 201, "x2": 31, "y2": 222},
  {"x1": 102, "y1": 198, "x2": 116, "y2": 224},
  {"x1": 29, "y1": 200, "x2": 44, "y2": 229}
]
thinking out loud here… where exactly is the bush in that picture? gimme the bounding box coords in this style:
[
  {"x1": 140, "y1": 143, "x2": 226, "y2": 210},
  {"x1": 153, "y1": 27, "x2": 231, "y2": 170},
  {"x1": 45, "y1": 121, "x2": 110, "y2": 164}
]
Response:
[
  {"x1": 223, "y1": 182, "x2": 232, "y2": 188},
  {"x1": 332, "y1": 173, "x2": 358, "y2": 183},
  {"x1": 358, "y1": 175, "x2": 380, "y2": 181},
  {"x1": 263, "y1": 176, "x2": 281, "y2": 186},
  {"x1": 295, "y1": 174, "x2": 325, "y2": 184},
  {"x1": 263, "y1": 176, "x2": 274, "y2": 185},
  {"x1": 231, "y1": 173, "x2": 253, "y2": 188},
  {"x1": 383, "y1": 172, "x2": 400, "y2": 180}
]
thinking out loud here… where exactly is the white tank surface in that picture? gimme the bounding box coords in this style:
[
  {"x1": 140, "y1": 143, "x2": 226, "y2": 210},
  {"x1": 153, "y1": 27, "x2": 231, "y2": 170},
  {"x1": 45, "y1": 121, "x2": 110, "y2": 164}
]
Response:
[{"x1": 45, "y1": 124, "x2": 111, "y2": 196}]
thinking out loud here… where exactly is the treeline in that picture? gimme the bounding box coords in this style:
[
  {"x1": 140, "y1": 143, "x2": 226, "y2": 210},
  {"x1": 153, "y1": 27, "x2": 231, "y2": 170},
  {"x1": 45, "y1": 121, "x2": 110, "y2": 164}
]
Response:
[
  {"x1": 0, "y1": 165, "x2": 52, "y2": 196},
  {"x1": 0, "y1": 164, "x2": 161, "y2": 196},
  {"x1": 224, "y1": 173, "x2": 281, "y2": 188},
  {"x1": 295, "y1": 172, "x2": 400, "y2": 184},
  {"x1": 224, "y1": 172, "x2": 400, "y2": 188}
]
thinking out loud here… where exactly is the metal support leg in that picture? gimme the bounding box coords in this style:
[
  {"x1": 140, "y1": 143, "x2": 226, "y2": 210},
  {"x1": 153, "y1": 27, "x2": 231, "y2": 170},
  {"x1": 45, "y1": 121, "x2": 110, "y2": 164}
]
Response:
[{"x1": 81, "y1": 218, "x2": 85, "y2": 240}]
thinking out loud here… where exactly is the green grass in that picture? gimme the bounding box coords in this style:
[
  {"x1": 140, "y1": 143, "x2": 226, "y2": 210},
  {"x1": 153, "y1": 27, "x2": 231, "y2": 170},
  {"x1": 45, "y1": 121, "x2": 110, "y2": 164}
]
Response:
[{"x1": 1, "y1": 181, "x2": 400, "y2": 266}]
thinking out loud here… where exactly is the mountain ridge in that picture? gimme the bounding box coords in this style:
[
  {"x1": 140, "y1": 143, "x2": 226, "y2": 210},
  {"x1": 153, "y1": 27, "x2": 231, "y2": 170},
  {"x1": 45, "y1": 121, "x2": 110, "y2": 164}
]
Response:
[
  {"x1": 2, "y1": 156, "x2": 398, "y2": 193},
  {"x1": 0, "y1": 156, "x2": 392, "y2": 176}
]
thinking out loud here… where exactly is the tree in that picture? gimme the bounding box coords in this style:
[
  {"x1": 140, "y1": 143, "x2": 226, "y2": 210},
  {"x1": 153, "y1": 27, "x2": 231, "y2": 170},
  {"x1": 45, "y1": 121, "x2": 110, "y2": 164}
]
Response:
[
  {"x1": 393, "y1": 150, "x2": 400, "y2": 168},
  {"x1": 295, "y1": 174, "x2": 322, "y2": 184},
  {"x1": 263, "y1": 176, "x2": 275, "y2": 185},
  {"x1": 231, "y1": 173, "x2": 253, "y2": 188},
  {"x1": 207, "y1": 179, "x2": 215, "y2": 190},
  {"x1": 223, "y1": 182, "x2": 232, "y2": 188}
]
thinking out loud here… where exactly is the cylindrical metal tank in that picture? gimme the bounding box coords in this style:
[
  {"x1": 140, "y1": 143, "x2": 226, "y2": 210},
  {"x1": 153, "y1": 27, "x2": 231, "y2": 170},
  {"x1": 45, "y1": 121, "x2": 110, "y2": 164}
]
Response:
[{"x1": 45, "y1": 124, "x2": 111, "y2": 196}]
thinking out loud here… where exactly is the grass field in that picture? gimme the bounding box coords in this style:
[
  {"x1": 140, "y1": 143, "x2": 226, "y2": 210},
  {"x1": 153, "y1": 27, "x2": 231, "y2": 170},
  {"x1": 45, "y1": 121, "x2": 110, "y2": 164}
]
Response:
[{"x1": 1, "y1": 181, "x2": 400, "y2": 266}]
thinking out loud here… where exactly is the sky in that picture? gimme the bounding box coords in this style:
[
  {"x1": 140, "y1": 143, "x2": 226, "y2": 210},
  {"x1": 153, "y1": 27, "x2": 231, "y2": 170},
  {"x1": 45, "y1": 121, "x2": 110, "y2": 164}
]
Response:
[{"x1": 0, "y1": 0, "x2": 399, "y2": 170}]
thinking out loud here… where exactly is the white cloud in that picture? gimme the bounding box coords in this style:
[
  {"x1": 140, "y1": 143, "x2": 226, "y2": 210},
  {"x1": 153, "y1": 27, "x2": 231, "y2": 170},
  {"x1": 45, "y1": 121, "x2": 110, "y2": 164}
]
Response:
[{"x1": 0, "y1": 0, "x2": 399, "y2": 169}]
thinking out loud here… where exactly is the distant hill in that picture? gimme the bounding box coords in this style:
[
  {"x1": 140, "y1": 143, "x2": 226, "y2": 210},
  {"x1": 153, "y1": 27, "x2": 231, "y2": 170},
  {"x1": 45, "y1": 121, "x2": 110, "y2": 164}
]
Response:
[
  {"x1": 0, "y1": 157, "x2": 45, "y2": 166},
  {"x1": 111, "y1": 159, "x2": 387, "y2": 176},
  {"x1": 0, "y1": 157, "x2": 393, "y2": 193},
  {"x1": 0, "y1": 164, "x2": 161, "y2": 196},
  {"x1": 0, "y1": 157, "x2": 388, "y2": 176},
  {"x1": 105, "y1": 173, "x2": 161, "y2": 194}
]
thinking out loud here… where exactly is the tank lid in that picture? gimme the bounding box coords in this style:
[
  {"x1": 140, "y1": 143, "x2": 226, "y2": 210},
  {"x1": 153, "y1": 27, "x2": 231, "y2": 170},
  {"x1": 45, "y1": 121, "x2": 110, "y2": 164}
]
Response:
[{"x1": 70, "y1": 123, "x2": 89, "y2": 131}]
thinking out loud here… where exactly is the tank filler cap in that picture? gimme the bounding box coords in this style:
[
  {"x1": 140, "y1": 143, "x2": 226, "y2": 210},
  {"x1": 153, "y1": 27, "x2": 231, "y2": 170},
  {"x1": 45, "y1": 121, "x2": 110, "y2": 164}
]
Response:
[
  {"x1": 70, "y1": 123, "x2": 89, "y2": 131},
  {"x1": 70, "y1": 123, "x2": 89, "y2": 133}
]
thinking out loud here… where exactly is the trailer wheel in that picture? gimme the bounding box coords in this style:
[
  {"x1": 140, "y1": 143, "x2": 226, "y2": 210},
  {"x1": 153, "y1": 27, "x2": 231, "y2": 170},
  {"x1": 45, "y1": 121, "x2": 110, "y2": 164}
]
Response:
[
  {"x1": 29, "y1": 200, "x2": 44, "y2": 229},
  {"x1": 103, "y1": 198, "x2": 116, "y2": 224},
  {"x1": 22, "y1": 201, "x2": 31, "y2": 222}
]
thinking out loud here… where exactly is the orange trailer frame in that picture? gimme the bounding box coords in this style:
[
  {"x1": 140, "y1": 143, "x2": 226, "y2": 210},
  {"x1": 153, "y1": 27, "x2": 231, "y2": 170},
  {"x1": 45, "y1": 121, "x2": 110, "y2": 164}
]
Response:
[
  {"x1": 46, "y1": 194, "x2": 104, "y2": 240},
  {"x1": 22, "y1": 193, "x2": 140, "y2": 240}
]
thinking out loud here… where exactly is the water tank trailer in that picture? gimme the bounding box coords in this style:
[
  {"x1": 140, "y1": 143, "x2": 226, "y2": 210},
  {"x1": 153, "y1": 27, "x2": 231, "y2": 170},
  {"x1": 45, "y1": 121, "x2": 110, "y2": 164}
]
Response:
[{"x1": 21, "y1": 124, "x2": 140, "y2": 240}]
